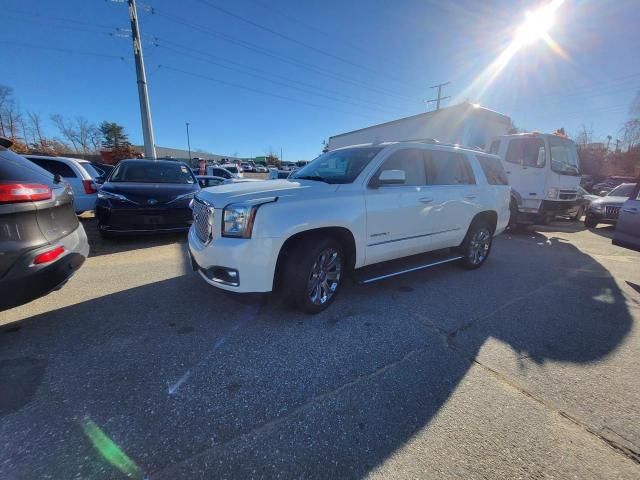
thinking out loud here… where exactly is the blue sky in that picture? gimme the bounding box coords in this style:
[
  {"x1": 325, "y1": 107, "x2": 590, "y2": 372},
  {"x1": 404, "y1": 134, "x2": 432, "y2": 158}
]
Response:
[{"x1": 3, "y1": 0, "x2": 639, "y2": 160}]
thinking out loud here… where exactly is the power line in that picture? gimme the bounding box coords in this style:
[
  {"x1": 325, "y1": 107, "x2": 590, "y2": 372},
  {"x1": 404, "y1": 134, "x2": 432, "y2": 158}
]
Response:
[
  {"x1": 196, "y1": 0, "x2": 424, "y2": 91},
  {"x1": 426, "y1": 81, "x2": 451, "y2": 111},
  {"x1": 153, "y1": 40, "x2": 405, "y2": 115},
  {"x1": 156, "y1": 64, "x2": 384, "y2": 119},
  {"x1": 3, "y1": 8, "x2": 121, "y2": 30},
  {"x1": 0, "y1": 40, "x2": 127, "y2": 61},
  {"x1": 149, "y1": 8, "x2": 418, "y2": 102}
]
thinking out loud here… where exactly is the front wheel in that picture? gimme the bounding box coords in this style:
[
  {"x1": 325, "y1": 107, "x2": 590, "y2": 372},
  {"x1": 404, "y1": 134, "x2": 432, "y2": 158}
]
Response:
[
  {"x1": 572, "y1": 205, "x2": 585, "y2": 221},
  {"x1": 283, "y1": 237, "x2": 345, "y2": 314},
  {"x1": 584, "y1": 214, "x2": 598, "y2": 228},
  {"x1": 458, "y1": 221, "x2": 493, "y2": 270}
]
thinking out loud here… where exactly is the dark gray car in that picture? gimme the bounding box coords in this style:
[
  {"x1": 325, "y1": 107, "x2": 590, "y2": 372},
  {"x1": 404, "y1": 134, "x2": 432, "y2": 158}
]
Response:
[
  {"x1": 584, "y1": 183, "x2": 635, "y2": 228},
  {"x1": 613, "y1": 181, "x2": 640, "y2": 252},
  {"x1": 0, "y1": 138, "x2": 89, "y2": 311}
]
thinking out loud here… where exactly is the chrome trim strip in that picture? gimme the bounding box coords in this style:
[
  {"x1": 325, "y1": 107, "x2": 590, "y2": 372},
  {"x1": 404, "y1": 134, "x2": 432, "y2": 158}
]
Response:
[
  {"x1": 359, "y1": 255, "x2": 464, "y2": 285},
  {"x1": 198, "y1": 269, "x2": 239, "y2": 287},
  {"x1": 100, "y1": 227, "x2": 190, "y2": 233},
  {"x1": 367, "y1": 228, "x2": 461, "y2": 247}
]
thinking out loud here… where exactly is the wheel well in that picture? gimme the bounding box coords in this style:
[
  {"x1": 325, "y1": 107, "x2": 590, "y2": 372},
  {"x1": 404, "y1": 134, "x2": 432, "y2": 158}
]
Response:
[
  {"x1": 273, "y1": 227, "x2": 357, "y2": 290},
  {"x1": 472, "y1": 211, "x2": 498, "y2": 234}
]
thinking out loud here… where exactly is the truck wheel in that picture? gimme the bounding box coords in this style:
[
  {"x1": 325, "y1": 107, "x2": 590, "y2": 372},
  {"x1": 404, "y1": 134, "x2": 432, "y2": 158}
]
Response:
[
  {"x1": 584, "y1": 214, "x2": 598, "y2": 228},
  {"x1": 458, "y1": 221, "x2": 493, "y2": 270},
  {"x1": 283, "y1": 237, "x2": 345, "y2": 314}
]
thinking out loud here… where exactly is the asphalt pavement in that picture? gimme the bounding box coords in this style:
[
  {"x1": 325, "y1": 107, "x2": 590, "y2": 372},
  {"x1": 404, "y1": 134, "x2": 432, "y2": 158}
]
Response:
[{"x1": 1, "y1": 218, "x2": 639, "y2": 479}]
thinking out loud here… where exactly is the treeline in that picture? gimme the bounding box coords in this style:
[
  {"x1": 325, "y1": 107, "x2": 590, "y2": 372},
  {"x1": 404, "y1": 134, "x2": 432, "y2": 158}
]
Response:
[{"x1": 0, "y1": 85, "x2": 137, "y2": 161}]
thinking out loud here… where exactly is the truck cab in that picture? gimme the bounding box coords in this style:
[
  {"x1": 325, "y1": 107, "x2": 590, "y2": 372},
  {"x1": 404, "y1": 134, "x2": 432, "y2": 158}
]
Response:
[{"x1": 487, "y1": 133, "x2": 581, "y2": 224}]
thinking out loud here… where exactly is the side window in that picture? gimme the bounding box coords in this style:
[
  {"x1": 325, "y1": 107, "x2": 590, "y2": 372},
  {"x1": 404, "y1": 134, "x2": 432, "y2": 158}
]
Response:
[
  {"x1": 476, "y1": 155, "x2": 508, "y2": 185},
  {"x1": 30, "y1": 158, "x2": 77, "y2": 178},
  {"x1": 489, "y1": 140, "x2": 500, "y2": 155},
  {"x1": 374, "y1": 148, "x2": 426, "y2": 186},
  {"x1": 505, "y1": 138, "x2": 545, "y2": 168},
  {"x1": 426, "y1": 150, "x2": 476, "y2": 185}
]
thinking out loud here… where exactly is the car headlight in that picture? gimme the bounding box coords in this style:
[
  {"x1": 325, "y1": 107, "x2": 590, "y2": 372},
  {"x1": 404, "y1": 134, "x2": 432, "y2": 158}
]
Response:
[
  {"x1": 590, "y1": 203, "x2": 603, "y2": 212},
  {"x1": 168, "y1": 191, "x2": 197, "y2": 204},
  {"x1": 222, "y1": 198, "x2": 277, "y2": 238},
  {"x1": 546, "y1": 188, "x2": 559, "y2": 200},
  {"x1": 97, "y1": 190, "x2": 135, "y2": 203}
]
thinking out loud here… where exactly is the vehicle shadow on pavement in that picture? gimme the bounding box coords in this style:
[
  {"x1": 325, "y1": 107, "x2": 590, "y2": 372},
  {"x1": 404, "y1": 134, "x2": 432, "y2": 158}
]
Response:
[
  {"x1": 0, "y1": 232, "x2": 635, "y2": 479},
  {"x1": 80, "y1": 217, "x2": 188, "y2": 258}
]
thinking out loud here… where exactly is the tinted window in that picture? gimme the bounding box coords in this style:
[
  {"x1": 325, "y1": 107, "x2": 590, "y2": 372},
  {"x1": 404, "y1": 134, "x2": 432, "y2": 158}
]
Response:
[
  {"x1": 489, "y1": 140, "x2": 500, "y2": 155},
  {"x1": 374, "y1": 148, "x2": 426, "y2": 186},
  {"x1": 211, "y1": 168, "x2": 231, "y2": 179},
  {"x1": 0, "y1": 149, "x2": 53, "y2": 184},
  {"x1": 608, "y1": 184, "x2": 636, "y2": 197},
  {"x1": 505, "y1": 138, "x2": 545, "y2": 168},
  {"x1": 477, "y1": 155, "x2": 508, "y2": 185},
  {"x1": 426, "y1": 150, "x2": 476, "y2": 185},
  {"x1": 110, "y1": 161, "x2": 195, "y2": 184},
  {"x1": 29, "y1": 158, "x2": 77, "y2": 178},
  {"x1": 79, "y1": 162, "x2": 100, "y2": 179},
  {"x1": 292, "y1": 146, "x2": 384, "y2": 184},
  {"x1": 199, "y1": 177, "x2": 225, "y2": 187}
]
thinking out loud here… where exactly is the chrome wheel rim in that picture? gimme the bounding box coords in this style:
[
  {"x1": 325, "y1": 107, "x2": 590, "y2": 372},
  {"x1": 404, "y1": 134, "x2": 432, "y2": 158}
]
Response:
[
  {"x1": 469, "y1": 228, "x2": 491, "y2": 265},
  {"x1": 308, "y1": 248, "x2": 342, "y2": 305}
]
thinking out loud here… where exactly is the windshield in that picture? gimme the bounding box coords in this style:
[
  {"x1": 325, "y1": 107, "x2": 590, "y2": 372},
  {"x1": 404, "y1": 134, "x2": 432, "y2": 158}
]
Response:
[
  {"x1": 549, "y1": 137, "x2": 580, "y2": 176},
  {"x1": 110, "y1": 162, "x2": 195, "y2": 184},
  {"x1": 224, "y1": 166, "x2": 239, "y2": 174},
  {"x1": 291, "y1": 146, "x2": 384, "y2": 184},
  {"x1": 608, "y1": 184, "x2": 635, "y2": 197}
]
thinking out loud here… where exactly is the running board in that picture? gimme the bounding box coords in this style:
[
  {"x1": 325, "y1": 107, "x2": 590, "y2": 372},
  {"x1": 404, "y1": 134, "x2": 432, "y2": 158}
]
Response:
[{"x1": 356, "y1": 254, "x2": 463, "y2": 285}]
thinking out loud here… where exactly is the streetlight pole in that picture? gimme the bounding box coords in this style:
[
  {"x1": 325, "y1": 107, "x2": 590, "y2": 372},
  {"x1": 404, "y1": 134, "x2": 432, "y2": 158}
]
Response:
[
  {"x1": 186, "y1": 122, "x2": 192, "y2": 162},
  {"x1": 128, "y1": 0, "x2": 156, "y2": 159}
]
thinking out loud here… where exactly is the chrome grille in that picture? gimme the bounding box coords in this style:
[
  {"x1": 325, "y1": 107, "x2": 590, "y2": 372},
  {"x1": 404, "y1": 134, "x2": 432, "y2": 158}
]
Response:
[
  {"x1": 559, "y1": 190, "x2": 577, "y2": 200},
  {"x1": 604, "y1": 206, "x2": 621, "y2": 218},
  {"x1": 192, "y1": 198, "x2": 214, "y2": 244}
]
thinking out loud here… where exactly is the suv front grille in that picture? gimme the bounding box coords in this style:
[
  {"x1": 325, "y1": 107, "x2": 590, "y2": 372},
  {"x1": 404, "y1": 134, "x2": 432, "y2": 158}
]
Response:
[
  {"x1": 192, "y1": 198, "x2": 214, "y2": 244},
  {"x1": 604, "y1": 205, "x2": 621, "y2": 218}
]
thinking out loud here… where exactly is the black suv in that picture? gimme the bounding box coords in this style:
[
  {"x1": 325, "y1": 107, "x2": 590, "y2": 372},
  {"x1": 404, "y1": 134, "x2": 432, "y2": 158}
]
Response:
[{"x1": 0, "y1": 138, "x2": 89, "y2": 311}]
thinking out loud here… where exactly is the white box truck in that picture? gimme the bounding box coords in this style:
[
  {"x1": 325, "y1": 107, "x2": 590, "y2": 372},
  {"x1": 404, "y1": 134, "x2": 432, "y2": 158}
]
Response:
[{"x1": 328, "y1": 102, "x2": 511, "y2": 151}]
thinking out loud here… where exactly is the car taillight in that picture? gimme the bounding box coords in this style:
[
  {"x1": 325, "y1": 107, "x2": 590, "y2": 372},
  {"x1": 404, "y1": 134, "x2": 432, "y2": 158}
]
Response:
[
  {"x1": 33, "y1": 246, "x2": 65, "y2": 265},
  {"x1": 82, "y1": 179, "x2": 98, "y2": 194},
  {"x1": 0, "y1": 183, "x2": 53, "y2": 203}
]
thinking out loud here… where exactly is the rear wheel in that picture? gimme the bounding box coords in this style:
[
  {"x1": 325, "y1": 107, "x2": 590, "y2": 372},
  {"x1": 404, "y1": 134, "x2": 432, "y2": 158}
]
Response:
[
  {"x1": 584, "y1": 214, "x2": 598, "y2": 228},
  {"x1": 458, "y1": 221, "x2": 493, "y2": 270},
  {"x1": 283, "y1": 237, "x2": 344, "y2": 314}
]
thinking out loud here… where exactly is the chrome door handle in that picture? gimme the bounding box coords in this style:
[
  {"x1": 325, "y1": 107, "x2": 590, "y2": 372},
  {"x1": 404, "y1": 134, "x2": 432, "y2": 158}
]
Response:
[
  {"x1": 419, "y1": 197, "x2": 434, "y2": 203},
  {"x1": 622, "y1": 208, "x2": 638, "y2": 214},
  {"x1": 464, "y1": 194, "x2": 477, "y2": 200}
]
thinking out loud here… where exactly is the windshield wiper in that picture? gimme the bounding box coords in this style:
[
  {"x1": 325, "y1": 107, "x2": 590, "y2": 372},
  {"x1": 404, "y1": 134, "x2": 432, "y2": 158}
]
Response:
[{"x1": 294, "y1": 175, "x2": 330, "y2": 183}]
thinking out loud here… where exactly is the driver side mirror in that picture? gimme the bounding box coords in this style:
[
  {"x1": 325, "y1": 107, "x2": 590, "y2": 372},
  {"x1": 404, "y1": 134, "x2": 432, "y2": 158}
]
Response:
[{"x1": 375, "y1": 169, "x2": 406, "y2": 187}]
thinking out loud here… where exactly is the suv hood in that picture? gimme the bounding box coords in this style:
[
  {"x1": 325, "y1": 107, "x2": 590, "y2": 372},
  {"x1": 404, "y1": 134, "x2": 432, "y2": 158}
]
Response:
[
  {"x1": 196, "y1": 179, "x2": 338, "y2": 207},
  {"x1": 592, "y1": 196, "x2": 628, "y2": 206}
]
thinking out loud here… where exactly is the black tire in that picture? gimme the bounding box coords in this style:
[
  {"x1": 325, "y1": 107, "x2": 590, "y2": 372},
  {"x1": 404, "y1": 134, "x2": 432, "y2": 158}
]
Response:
[
  {"x1": 98, "y1": 225, "x2": 114, "y2": 239},
  {"x1": 282, "y1": 236, "x2": 345, "y2": 314},
  {"x1": 457, "y1": 221, "x2": 493, "y2": 270},
  {"x1": 584, "y1": 214, "x2": 598, "y2": 228},
  {"x1": 508, "y1": 199, "x2": 519, "y2": 228}
]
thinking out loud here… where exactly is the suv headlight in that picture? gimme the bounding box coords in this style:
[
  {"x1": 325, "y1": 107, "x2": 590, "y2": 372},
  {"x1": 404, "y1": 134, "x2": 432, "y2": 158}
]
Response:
[
  {"x1": 222, "y1": 198, "x2": 277, "y2": 238},
  {"x1": 546, "y1": 188, "x2": 559, "y2": 199},
  {"x1": 168, "y1": 191, "x2": 197, "y2": 204},
  {"x1": 97, "y1": 190, "x2": 135, "y2": 203},
  {"x1": 590, "y1": 202, "x2": 603, "y2": 212}
]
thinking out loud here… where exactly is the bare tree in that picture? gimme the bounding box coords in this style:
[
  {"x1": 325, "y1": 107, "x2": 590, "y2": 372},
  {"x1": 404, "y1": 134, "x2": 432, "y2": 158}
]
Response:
[
  {"x1": 27, "y1": 111, "x2": 44, "y2": 147},
  {"x1": 574, "y1": 124, "x2": 594, "y2": 147},
  {"x1": 51, "y1": 114, "x2": 80, "y2": 152},
  {"x1": 75, "y1": 116, "x2": 94, "y2": 156},
  {"x1": 88, "y1": 125, "x2": 102, "y2": 152}
]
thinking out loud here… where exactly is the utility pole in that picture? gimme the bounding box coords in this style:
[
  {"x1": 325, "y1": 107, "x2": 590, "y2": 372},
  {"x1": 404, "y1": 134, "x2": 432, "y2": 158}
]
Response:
[
  {"x1": 186, "y1": 122, "x2": 192, "y2": 162},
  {"x1": 426, "y1": 81, "x2": 451, "y2": 111},
  {"x1": 128, "y1": 0, "x2": 156, "y2": 159}
]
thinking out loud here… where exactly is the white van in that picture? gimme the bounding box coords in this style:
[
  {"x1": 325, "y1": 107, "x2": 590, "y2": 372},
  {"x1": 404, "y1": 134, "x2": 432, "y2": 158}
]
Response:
[{"x1": 487, "y1": 133, "x2": 581, "y2": 224}]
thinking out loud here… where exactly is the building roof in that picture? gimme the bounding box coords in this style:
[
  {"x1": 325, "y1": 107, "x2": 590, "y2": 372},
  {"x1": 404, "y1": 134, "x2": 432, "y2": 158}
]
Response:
[{"x1": 132, "y1": 145, "x2": 242, "y2": 162}]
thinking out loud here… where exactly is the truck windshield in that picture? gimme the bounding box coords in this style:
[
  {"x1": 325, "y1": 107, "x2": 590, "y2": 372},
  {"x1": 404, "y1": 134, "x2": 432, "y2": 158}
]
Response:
[
  {"x1": 291, "y1": 146, "x2": 383, "y2": 184},
  {"x1": 549, "y1": 136, "x2": 580, "y2": 176}
]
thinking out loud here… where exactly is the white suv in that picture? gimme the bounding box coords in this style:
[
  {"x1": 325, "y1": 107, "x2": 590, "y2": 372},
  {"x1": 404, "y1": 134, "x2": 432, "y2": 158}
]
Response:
[{"x1": 188, "y1": 142, "x2": 510, "y2": 313}]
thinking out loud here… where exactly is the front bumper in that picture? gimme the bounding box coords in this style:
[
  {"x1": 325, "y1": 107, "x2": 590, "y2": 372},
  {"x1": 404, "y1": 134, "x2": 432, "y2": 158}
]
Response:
[
  {"x1": 96, "y1": 204, "x2": 193, "y2": 234},
  {"x1": 540, "y1": 199, "x2": 582, "y2": 216},
  {"x1": 0, "y1": 224, "x2": 89, "y2": 311},
  {"x1": 585, "y1": 209, "x2": 618, "y2": 225},
  {"x1": 188, "y1": 227, "x2": 281, "y2": 293}
]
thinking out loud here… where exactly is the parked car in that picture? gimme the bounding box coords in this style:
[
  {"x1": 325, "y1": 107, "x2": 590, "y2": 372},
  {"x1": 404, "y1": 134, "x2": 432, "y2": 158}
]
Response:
[
  {"x1": 255, "y1": 165, "x2": 268, "y2": 173},
  {"x1": 241, "y1": 162, "x2": 256, "y2": 173},
  {"x1": 92, "y1": 163, "x2": 114, "y2": 184},
  {"x1": 0, "y1": 138, "x2": 89, "y2": 311},
  {"x1": 197, "y1": 175, "x2": 227, "y2": 188},
  {"x1": 188, "y1": 142, "x2": 510, "y2": 313},
  {"x1": 96, "y1": 159, "x2": 200, "y2": 237},
  {"x1": 206, "y1": 166, "x2": 236, "y2": 179},
  {"x1": 220, "y1": 164, "x2": 244, "y2": 178},
  {"x1": 592, "y1": 176, "x2": 636, "y2": 195},
  {"x1": 25, "y1": 155, "x2": 100, "y2": 213},
  {"x1": 613, "y1": 181, "x2": 640, "y2": 252},
  {"x1": 584, "y1": 183, "x2": 636, "y2": 228}
]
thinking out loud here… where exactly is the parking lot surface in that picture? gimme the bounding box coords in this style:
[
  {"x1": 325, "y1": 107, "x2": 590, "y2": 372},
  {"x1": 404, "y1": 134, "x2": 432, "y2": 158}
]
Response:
[{"x1": 1, "y1": 219, "x2": 639, "y2": 479}]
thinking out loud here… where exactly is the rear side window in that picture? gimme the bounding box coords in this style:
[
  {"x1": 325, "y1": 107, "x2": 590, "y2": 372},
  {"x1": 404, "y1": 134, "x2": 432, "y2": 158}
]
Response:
[
  {"x1": 79, "y1": 162, "x2": 100, "y2": 179},
  {"x1": 488, "y1": 141, "x2": 500, "y2": 155},
  {"x1": 505, "y1": 138, "x2": 545, "y2": 168},
  {"x1": 28, "y1": 158, "x2": 77, "y2": 178},
  {"x1": 426, "y1": 150, "x2": 476, "y2": 185},
  {"x1": 374, "y1": 148, "x2": 426, "y2": 186},
  {"x1": 477, "y1": 155, "x2": 508, "y2": 185},
  {"x1": 0, "y1": 149, "x2": 53, "y2": 184}
]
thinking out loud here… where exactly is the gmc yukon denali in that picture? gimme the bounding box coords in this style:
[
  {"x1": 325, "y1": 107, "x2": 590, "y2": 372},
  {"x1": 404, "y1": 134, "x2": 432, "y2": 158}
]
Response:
[{"x1": 188, "y1": 142, "x2": 510, "y2": 313}]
